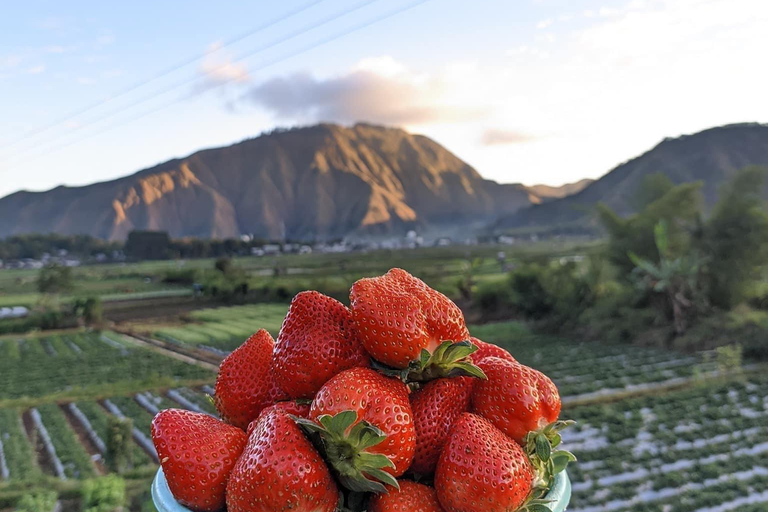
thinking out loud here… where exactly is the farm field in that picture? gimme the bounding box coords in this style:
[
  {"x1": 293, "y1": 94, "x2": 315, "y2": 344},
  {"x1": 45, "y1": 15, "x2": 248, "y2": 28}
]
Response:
[
  {"x1": 0, "y1": 314, "x2": 764, "y2": 510},
  {"x1": 0, "y1": 331, "x2": 213, "y2": 406},
  {"x1": 0, "y1": 385, "x2": 215, "y2": 486},
  {"x1": 0, "y1": 240, "x2": 597, "y2": 308},
  {"x1": 146, "y1": 303, "x2": 289, "y2": 351},
  {"x1": 563, "y1": 376, "x2": 768, "y2": 512}
]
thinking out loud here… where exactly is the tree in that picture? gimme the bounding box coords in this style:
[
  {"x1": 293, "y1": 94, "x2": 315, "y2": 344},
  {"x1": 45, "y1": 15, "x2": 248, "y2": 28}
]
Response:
[
  {"x1": 628, "y1": 220, "x2": 705, "y2": 335},
  {"x1": 598, "y1": 178, "x2": 703, "y2": 276},
  {"x1": 701, "y1": 166, "x2": 768, "y2": 309},
  {"x1": 72, "y1": 297, "x2": 103, "y2": 325},
  {"x1": 37, "y1": 263, "x2": 74, "y2": 294},
  {"x1": 106, "y1": 417, "x2": 133, "y2": 473},
  {"x1": 124, "y1": 230, "x2": 170, "y2": 261}
]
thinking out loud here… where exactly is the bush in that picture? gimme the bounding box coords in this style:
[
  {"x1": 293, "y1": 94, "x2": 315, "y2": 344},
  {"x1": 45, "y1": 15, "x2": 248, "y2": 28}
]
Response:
[
  {"x1": 162, "y1": 268, "x2": 198, "y2": 285},
  {"x1": 0, "y1": 310, "x2": 78, "y2": 335},
  {"x1": 15, "y1": 491, "x2": 58, "y2": 512},
  {"x1": 82, "y1": 475, "x2": 127, "y2": 512}
]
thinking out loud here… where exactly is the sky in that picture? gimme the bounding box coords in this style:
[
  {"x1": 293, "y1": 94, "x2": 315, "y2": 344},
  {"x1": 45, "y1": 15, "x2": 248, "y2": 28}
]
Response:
[{"x1": 1, "y1": 0, "x2": 767, "y2": 199}]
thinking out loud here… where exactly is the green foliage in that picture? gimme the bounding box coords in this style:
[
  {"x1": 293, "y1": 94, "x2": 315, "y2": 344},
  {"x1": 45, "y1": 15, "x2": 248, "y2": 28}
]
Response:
[
  {"x1": 0, "y1": 310, "x2": 78, "y2": 335},
  {"x1": 701, "y1": 166, "x2": 768, "y2": 309},
  {"x1": 628, "y1": 220, "x2": 706, "y2": 334},
  {"x1": 106, "y1": 417, "x2": 134, "y2": 474},
  {"x1": 72, "y1": 297, "x2": 103, "y2": 324},
  {"x1": 37, "y1": 263, "x2": 75, "y2": 294},
  {"x1": 0, "y1": 233, "x2": 119, "y2": 261},
  {"x1": 82, "y1": 475, "x2": 127, "y2": 512},
  {"x1": 124, "y1": 230, "x2": 171, "y2": 261},
  {"x1": 598, "y1": 177, "x2": 703, "y2": 275},
  {"x1": 475, "y1": 261, "x2": 598, "y2": 323},
  {"x1": 15, "y1": 490, "x2": 58, "y2": 512}
]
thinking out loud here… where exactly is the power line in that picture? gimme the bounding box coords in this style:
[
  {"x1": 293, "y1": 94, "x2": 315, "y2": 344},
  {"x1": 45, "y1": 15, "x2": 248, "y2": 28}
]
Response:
[
  {"x1": 6, "y1": 0, "x2": 432, "y2": 169},
  {"x1": 0, "y1": 0, "x2": 329, "y2": 152},
  {"x1": 7, "y1": 0, "x2": 430, "y2": 170},
  {"x1": 2, "y1": 0, "x2": 383, "y2": 164}
]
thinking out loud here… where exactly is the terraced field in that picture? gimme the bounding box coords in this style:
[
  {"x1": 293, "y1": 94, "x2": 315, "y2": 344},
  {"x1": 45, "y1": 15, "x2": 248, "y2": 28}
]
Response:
[
  {"x1": 564, "y1": 376, "x2": 768, "y2": 512},
  {"x1": 150, "y1": 303, "x2": 288, "y2": 351},
  {"x1": 471, "y1": 322, "x2": 716, "y2": 399},
  {"x1": 0, "y1": 331, "x2": 213, "y2": 404},
  {"x1": 0, "y1": 385, "x2": 216, "y2": 485},
  {"x1": 1, "y1": 318, "x2": 765, "y2": 512}
]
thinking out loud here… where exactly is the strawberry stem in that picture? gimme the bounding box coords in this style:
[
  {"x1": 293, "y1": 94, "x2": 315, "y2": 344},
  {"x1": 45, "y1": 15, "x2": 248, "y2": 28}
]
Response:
[
  {"x1": 292, "y1": 411, "x2": 400, "y2": 494},
  {"x1": 522, "y1": 420, "x2": 577, "y2": 510},
  {"x1": 372, "y1": 340, "x2": 487, "y2": 384}
]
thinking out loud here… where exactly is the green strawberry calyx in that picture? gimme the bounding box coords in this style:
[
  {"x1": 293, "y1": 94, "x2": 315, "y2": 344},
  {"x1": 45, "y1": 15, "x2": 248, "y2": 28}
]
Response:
[
  {"x1": 372, "y1": 340, "x2": 487, "y2": 385},
  {"x1": 520, "y1": 420, "x2": 577, "y2": 512},
  {"x1": 292, "y1": 411, "x2": 400, "y2": 494}
]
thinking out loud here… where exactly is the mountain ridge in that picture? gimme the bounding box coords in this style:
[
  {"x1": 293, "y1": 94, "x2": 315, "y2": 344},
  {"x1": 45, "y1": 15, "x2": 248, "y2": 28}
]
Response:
[
  {"x1": 0, "y1": 123, "x2": 552, "y2": 240},
  {"x1": 494, "y1": 122, "x2": 768, "y2": 232}
]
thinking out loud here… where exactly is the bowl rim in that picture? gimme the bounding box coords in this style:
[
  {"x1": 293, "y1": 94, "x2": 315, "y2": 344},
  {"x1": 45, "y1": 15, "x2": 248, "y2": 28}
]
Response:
[{"x1": 152, "y1": 467, "x2": 572, "y2": 511}]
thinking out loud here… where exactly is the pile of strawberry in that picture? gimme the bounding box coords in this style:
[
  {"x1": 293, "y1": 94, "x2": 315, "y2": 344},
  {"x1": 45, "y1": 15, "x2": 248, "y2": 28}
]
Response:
[{"x1": 150, "y1": 268, "x2": 574, "y2": 512}]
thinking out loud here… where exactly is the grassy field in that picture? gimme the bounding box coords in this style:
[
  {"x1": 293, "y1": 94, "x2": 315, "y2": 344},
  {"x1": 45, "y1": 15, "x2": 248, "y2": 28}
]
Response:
[
  {"x1": 0, "y1": 240, "x2": 598, "y2": 308},
  {"x1": 0, "y1": 331, "x2": 213, "y2": 407}
]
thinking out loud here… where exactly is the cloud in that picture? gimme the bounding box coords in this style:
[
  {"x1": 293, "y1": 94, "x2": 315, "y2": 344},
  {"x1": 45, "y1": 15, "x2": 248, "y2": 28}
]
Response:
[
  {"x1": 480, "y1": 129, "x2": 536, "y2": 146},
  {"x1": 0, "y1": 55, "x2": 22, "y2": 69},
  {"x1": 25, "y1": 65, "x2": 45, "y2": 74},
  {"x1": 536, "y1": 18, "x2": 553, "y2": 29},
  {"x1": 198, "y1": 42, "x2": 249, "y2": 86},
  {"x1": 243, "y1": 58, "x2": 489, "y2": 126}
]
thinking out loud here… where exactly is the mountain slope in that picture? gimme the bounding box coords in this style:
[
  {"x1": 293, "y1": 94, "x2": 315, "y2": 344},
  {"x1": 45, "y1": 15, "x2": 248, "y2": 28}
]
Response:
[
  {"x1": 0, "y1": 123, "x2": 536, "y2": 240},
  {"x1": 525, "y1": 179, "x2": 594, "y2": 202},
  {"x1": 496, "y1": 123, "x2": 768, "y2": 231}
]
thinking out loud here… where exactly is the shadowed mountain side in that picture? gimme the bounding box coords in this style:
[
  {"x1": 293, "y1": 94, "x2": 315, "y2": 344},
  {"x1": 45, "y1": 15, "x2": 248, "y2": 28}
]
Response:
[{"x1": 495, "y1": 123, "x2": 768, "y2": 232}]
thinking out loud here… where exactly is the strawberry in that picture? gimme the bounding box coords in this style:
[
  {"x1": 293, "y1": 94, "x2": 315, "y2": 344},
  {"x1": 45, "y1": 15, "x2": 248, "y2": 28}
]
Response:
[
  {"x1": 272, "y1": 399, "x2": 311, "y2": 419},
  {"x1": 369, "y1": 480, "x2": 445, "y2": 512},
  {"x1": 213, "y1": 329, "x2": 288, "y2": 430},
  {"x1": 295, "y1": 367, "x2": 416, "y2": 492},
  {"x1": 472, "y1": 357, "x2": 561, "y2": 444},
  {"x1": 435, "y1": 413, "x2": 534, "y2": 512},
  {"x1": 469, "y1": 337, "x2": 516, "y2": 364},
  {"x1": 409, "y1": 377, "x2": 474, "y2": 475},
  {"x1": 274, "y1": 291, "x2": 369, "y2": 399},
  {"x1": 350, "y1": 269, "x2": 482, "y2": 381},
  {"x1": 151, "y1": 409, "x2": 246, "y2": 512},
  {"x1": 226, "y1": 404, "x2": 338, "y2": 512}
]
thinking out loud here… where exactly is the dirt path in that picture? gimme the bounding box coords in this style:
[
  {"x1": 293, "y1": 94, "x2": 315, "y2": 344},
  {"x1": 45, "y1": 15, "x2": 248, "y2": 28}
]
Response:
[
  {"x1": 21, "y1": 409, "x2": 56, "y2": 478},
  {"x1": 114, "y1": 331, "x2": 220, "y2": 372},
  {"x1": 59, "y1": 403, "x2": 106, "y2": 475}
]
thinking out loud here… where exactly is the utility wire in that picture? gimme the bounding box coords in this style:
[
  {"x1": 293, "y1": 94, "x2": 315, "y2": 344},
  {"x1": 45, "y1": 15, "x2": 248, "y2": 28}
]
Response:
[
  {"x1": 2, "y1": 0, "x2": 384, "y2": 164},
  {"x1": 0, "y1": 0, "x2": 329, "y2": 152},
  {"x1": 6, "y1": 0, "x2": 436, "y2": 168}
]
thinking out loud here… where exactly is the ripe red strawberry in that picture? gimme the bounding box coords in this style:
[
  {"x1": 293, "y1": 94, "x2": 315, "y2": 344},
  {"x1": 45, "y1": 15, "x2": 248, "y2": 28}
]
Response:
[
  {"x1": 472, "y1": 357, "x2": 561, "y2": 443},
  {"x1": 409, "y1": 377, "x2": 474, "y2": 475},
  {"x1": 296, "y1": 367, "x2": 415, "y2": 492},
  {"x1": 272, "y1": 400, "x2": 311, "y2": 419},
  {"x1": 469, "y1": 337, "x2": 516, "y2": 364},
  {"x1": 226, "y1": 405, "x2": 338, "y2": 512},
  {"x1": 369, "y1": 480, "x2": 445, "y2": 512},
  {"x1": 435, "y1": 413, "x2": 534, "y2": 512},
  {"x1": 151, "y1": 409, "x2": 246, "y2": 512},
  {"x1": 274, "y1": 291, "x2": 369, "y2": 399},
  {"x1": 213, "y1": 330, "x2": 288, "y2": 430},
  {"x1": 350, "y1": 268, "x2": 470, "y2": 369}
]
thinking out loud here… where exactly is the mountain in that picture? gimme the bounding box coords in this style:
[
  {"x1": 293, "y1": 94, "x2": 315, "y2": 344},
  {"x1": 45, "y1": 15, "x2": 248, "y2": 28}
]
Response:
[
  {"x1": 525, "y1": 179, "x2": 594, "y2": 203},
  {"x1": 495, "y1": 123, "x2": 768, "y2": 232},
  {"x1": 0, "y1": 123, "x2": 542, "y2": 241}
]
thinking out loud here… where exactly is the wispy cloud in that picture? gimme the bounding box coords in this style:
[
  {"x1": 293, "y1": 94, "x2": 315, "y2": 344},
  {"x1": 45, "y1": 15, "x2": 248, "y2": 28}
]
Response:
[
  {"x1": 25, "y1": 65, "x2": 45, "y2": 74},
  {"x1": 536, "y1": 18, "x2": 553, "y2": 29},
  {"x1": 198, "y1": 42, "x2": 249, "y2": 87}
]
